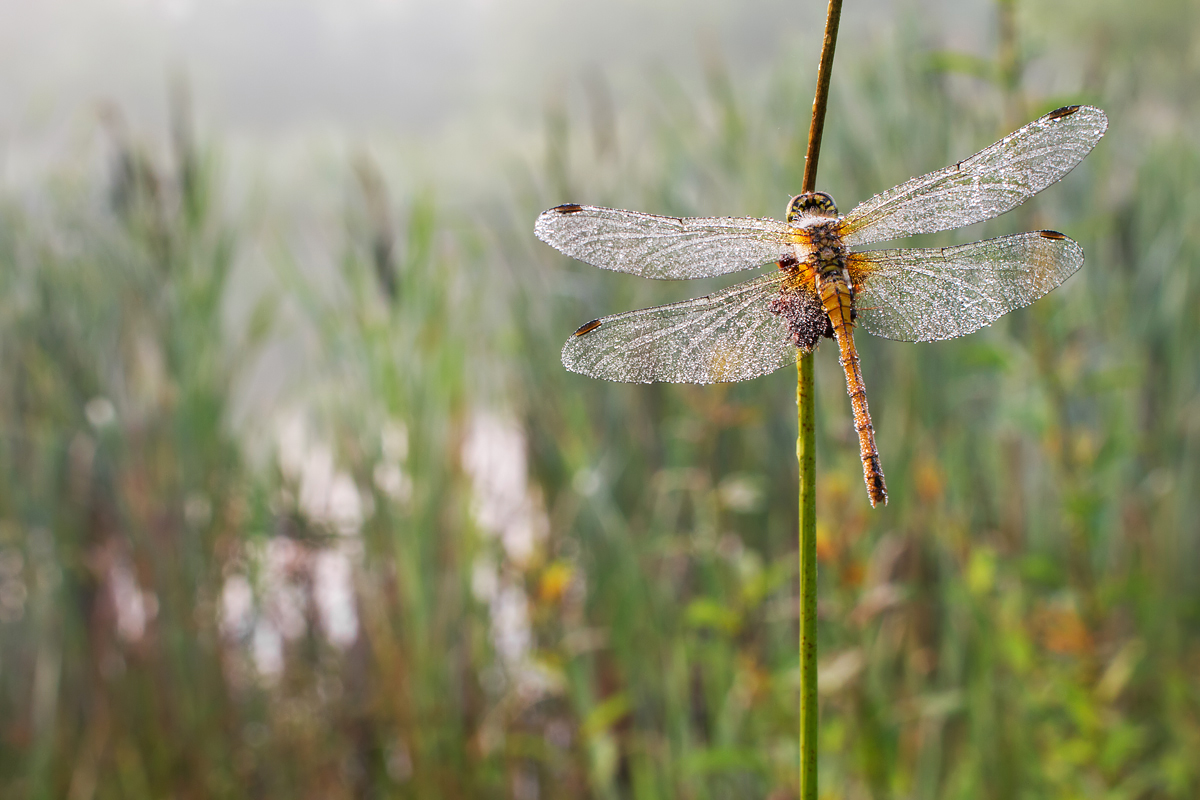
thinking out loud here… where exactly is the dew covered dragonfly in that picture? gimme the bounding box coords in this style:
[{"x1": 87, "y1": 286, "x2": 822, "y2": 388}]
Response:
[{"x1": 536, "y1": 105, "x2": 1107, "y2": 507}]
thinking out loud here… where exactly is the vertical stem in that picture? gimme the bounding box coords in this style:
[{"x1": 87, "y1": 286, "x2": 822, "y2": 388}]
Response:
[
  {"x1": 797, "y1": 352, "x2": 819, "y2": 798},
  {"x1": 798, "y1": 2, "x2": 842, "y2": 799},
  {"x1": 802, "y1": 0, "x2": 843, "y2": 196}
]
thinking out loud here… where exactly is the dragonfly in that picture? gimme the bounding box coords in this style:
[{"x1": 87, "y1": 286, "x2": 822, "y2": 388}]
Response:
[{"x1": 535, "y1": 105, "x2": 1108, "y2": 507}]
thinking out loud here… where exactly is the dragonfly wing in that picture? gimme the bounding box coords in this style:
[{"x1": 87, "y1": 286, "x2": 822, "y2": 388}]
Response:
[
  {"x1": 849, "y1": 231, "x2": 1084, "y2": 342},
  {"x1": 536, "y1": 204, "x2": 796, "y2": 279},
  {"x1": 562, "y1": 271, "x2": 812, "y2": 383},
  {"x1": 842, "y1": 105, "x2": 1107, "y2": 247}
]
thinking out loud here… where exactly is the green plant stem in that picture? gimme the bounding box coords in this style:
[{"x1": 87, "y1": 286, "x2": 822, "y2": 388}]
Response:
[
  {"x1": 798, "y1": 1, "x2": 842, "y2": 798},
  {"x1": 802, "y1": 1, "x2": 842, "y2": 197},
  {"x1": 797, "y1": 351, "x2": 818, "y2": 798}
]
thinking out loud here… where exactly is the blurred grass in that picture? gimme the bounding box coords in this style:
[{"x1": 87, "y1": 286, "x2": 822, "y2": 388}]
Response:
[{"x1": 1, "y1": 3, "x2": 1199, "y2": 799}]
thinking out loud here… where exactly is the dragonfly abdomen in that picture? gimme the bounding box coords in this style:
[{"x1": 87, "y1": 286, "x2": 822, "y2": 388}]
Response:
[
  {"x1": 831, "y1": 330, "x2": 889, "y2": 507},
  {"x1": 808, "y1": 219, "x2": 890, "y2": 507}
]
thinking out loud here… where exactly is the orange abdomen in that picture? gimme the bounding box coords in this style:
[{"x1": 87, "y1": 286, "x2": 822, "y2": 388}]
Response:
[{"x1": 816, "y1": 271, "x2": 889, "y2": 507}]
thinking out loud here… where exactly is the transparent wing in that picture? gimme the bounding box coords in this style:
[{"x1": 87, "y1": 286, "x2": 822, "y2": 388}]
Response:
[
  {"x1": 850, "y1": 231, "x2": 1084, "y2": 342},
  {"x1": 536, "y1": 204, "x2": 796, "y2": 279},
  {"x1": 562, "y1": 271, "x2": 809, "y2": 383},
  {"x1": 842, "y1": 105, "x2": 1108, "y2": 247}
]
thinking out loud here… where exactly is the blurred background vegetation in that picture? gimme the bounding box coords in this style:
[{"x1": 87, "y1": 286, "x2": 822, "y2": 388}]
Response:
[{"x1": 1, "y1": 0, "x2": 1198, "y2": 798}]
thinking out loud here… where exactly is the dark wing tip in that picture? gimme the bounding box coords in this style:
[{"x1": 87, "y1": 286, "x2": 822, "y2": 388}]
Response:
[
  {"x1": 1043, "y1": 104, "x2": 1109, "y2": 137},
  {"x1": 1046, "y1": 105, "x2": 1081, "y2": 120},
  {"x1": 573, "y1": 319, "x2": 603, "y2": 336},
  {"x1": 535, "y1": 204, "x2": 587, "y2": 244},
  {"x1": 1038, "y1": 230, "x2": 1068, "y2": 240}
]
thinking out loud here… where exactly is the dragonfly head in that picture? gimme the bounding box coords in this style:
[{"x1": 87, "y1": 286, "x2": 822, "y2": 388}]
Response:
[{"x1": 786, "y1": 191, "x2": 839, "y2": 222}]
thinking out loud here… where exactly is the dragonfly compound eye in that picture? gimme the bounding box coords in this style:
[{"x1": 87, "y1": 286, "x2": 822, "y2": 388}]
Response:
[{"x1": 786, "y1": 191, "x2": 839, "y2": 222}]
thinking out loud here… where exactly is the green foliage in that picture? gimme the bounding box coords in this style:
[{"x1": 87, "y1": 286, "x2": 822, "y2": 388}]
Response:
[{"x1": 0, "y1": 8, "x2": 1198, "y2": 800}]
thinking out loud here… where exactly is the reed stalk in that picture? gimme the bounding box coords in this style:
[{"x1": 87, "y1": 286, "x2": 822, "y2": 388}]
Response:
[{"x1": 798, "y1": 1, "x2": 842, "y2": 797}]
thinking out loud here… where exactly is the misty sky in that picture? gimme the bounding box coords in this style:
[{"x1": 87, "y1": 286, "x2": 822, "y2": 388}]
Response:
[{"x1": 1, "y1": 0, "x2": 992, "y2": 147}]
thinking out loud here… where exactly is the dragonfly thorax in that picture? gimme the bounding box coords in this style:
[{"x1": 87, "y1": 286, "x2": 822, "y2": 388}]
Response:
[
  {"x1": 806, "y1": 219, "x2": 848, "y2": 280},
  {"x1": 786, "y1": 191, "x2": 839, "y2": 222}
]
